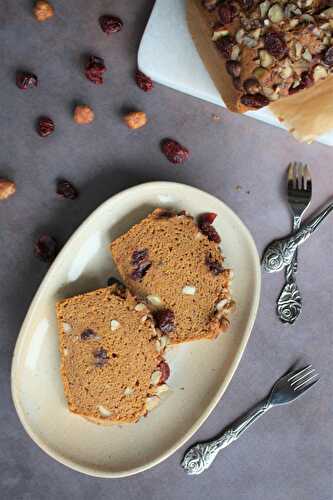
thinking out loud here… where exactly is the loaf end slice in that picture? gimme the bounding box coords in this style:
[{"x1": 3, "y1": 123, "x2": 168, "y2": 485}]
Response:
[{"x1": 56, "y1": 284, "x2": 169, "y2": 425}]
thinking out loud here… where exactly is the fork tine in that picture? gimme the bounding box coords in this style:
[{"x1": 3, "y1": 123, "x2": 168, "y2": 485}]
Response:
[
  {"x1": 293, "y1": 372, "x2": 319, "y2": 391},
  {"x1": 288, "y1": 364, "x2": 312, "y2": 381},
  {"x1": 304, "y1": 165, "x2": 312, "y2": 192},
  {"x1": 301, "y1": 163, "x2": 306, "y2": 190},
  {"x1": 291, "y1": 368, "x2": 316, "y2": 386},
  {"x1": 294, "y1": 373, "x2": 320, "y2": 393},
  {"x1": 297, "y1": 162, "x2": 303, "y2": 190}
]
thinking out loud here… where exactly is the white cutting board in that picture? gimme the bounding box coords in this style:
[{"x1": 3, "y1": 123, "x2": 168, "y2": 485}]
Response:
[{"x1": 138, "y1": 0, "x2": 333, "y2": 147}]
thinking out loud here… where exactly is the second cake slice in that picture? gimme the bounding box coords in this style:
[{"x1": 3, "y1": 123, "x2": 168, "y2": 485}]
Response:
[{"x1": 111, "y1": 209, "x2": 234, "y2": 344}]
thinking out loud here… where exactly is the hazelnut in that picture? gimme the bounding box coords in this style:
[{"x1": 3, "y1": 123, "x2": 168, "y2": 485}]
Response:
[
  {"x1": 123, "y1": 111, "x2": 148, "y2": 130},
  {"x1": 33, "y1": 1, "x2": 54, "y2": 22},
  {"x1": 73, "y1": 105, "x2": 95, "y2": 125},
  {"x1": 0, "y1": 179, "x2": 16, "y2": 200}
]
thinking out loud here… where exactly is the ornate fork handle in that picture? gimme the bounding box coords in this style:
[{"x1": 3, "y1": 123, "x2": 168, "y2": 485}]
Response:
[
  {"x1": 263, "y1": 202, "x2": 333, "y2": 273},
  {"x1": 181, "y1": 399, "x2": 271, "y2": 475}
]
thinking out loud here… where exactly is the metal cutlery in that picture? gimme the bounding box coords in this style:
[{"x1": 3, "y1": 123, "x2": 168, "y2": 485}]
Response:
[
  {"x1": 277, "y1": 163, "x2": 312, "y2": 324},
  {"x1": 181, "y1": 364, "x2": 320, "y2": 475},
  {"x1": 262, "y1": 201, "x2": 333, "y2": 273}
]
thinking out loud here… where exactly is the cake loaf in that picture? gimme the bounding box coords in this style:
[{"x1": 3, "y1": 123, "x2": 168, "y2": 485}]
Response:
[
  {"x1": 56, "y1": 284, "x2": 170, "y2": 424},
  {"x1": 191, "y1": 0, "x2": 333, "y2": 111},
  {"x1": 111, "y1": 209, "x2": 234, "y2": 344}
]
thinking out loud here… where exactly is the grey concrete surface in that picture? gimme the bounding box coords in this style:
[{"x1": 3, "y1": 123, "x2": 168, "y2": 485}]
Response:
[{"x1": 0, "y1": 1, "x2": 332, "y2": 499}]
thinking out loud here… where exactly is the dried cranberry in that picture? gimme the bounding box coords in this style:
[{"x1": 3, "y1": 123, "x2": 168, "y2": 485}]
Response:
[
  {"x1": 16, "y1": 72, "x2": 38, "y2": 90},
  {"x1": 202, "y1": 0, "x2": 217, "y2": 11},
  {"x1": 132, "y1": 248, "x2": 149, "y2": 265},
  {"x1": 154, "y1": 309, "x2": 176, "y2": 334},
  {"x1": 226, "y1": 60, "x2": 241, "y2": 78},
  {"x1": 323, "y1": 46, "x2": 333, "y2": 67},
  {"x1": 94, "y1": 347, "x2": 109, "y2": 367},
  {"x1": 219, "y1": 5, "x2": 233, "y2": 25},
  {"x1": 85, "y1": 56, "x2": 106, "y2": 84},
  {"x1": 199, "y1": 212, "x2": 217, "y2": 224},
  {"x1": 199, "y1": 222, "x2": 221, "y2": 243},
  {"x1": 99, "y1": 15, "x2": 123, "y2": 34},
  {"x1": 131, "y1": 260, "x2": 152, "y2": 281},
  {"x1": 81, "y1": 329, "x2": 97, "y2": 340},
  {"x1": 240, "y1": 93, "x2": 269, "y2": 109},
  {"x1": 158, "y1": 360, "x2": 170, "y2": 383},
  {"x1": 34, "y1": 235, "x2": 58, "y2": 263},
  {"x1": 161, "y1": 139, "x2": 190, "y2": 164},
  {"x1": 216, "y1": 36, "x2": 234, "y2": 59},
  {"x1": 205, "y1": 254, "x2": 224, "y2": 275},
  {"x1": 135, "y1": 70, "x2": 154, "y2": 92},
  {"x1": 264, "y1": 32, "x2": 287, "y2": 60},
  {"x1": 289, "y1": 72, "x2": 313, "y2": 95},
  {"x1": 56, "y1": 180, "x2": 78, "y2": 200},
  {"x1": 37, "y1": 117, "x2": 55, "y2": 137}
]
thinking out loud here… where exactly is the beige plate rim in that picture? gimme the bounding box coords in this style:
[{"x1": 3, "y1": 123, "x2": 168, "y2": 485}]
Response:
[{"x1": 11, "y1": 181, "x2": 261, "y2": 478}]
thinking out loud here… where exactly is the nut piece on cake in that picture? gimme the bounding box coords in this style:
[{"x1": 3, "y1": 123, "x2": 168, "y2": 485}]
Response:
[
  {"x1": 110, "y1": 208, "x2": 235, "y2": 344},
  {"x1": 56, "y1": 284, "x2": 169, "y2": 424}
]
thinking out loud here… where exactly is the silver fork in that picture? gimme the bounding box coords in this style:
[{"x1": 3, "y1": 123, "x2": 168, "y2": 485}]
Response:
[
  {"x1": 181, "y1": 365, "x2": 320, "y2": 475},
  {"x1": 277, "y1": 163, "x2": 312, "y2": 324}
]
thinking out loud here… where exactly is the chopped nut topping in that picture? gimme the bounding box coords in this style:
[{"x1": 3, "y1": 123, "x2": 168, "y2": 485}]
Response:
[
  {"x1": 62, "y1": 322, "x2": 72, "y2": 334},
  {"x1": 124, "y1": 387, "x2": 134, "y2": 396},
  {"x1": 110, "y1": 320, "x2": 121, "y2": 331},
  {"x1": 145, "y1": 396, "x2": 160, "y2": 412},
  {"x1": 147, "y1": 295, "x2": 163, "y2": 306},
  {"x1": 98, "y1": 405, "x2": 111, "y2": 417}
]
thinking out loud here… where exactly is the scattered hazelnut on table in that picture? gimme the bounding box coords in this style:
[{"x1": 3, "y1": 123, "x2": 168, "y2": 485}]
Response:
[
  {"x1": 33, "y1": 1, "x2": 55, "y2": 22},
  {"x1": 0, "y1": 179, "x2": 16, "y2": 200},
  {"x1": 123, "y1": 111, "x2": 148, "y2": 130},
  {"x1": 73, "y1": 105, "x2": 95, "y2": 125}
]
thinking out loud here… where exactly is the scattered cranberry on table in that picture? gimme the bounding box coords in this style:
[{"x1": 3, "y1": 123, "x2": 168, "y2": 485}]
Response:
[
  {"x1": 135, "y1": 70, "x2": 154, "y2": 92},
  {"x1": 161, "y1": 139, "x2": 190, "y2": 164},
  {"x1": 99, "y1": 15, "x2": 123, "y2": 34},
  {"x1": 16, "y1": 72, "x2": 38, "y2": 90},
  {"x1": 85, "y1": 56, "x2": 107, "y2": 84},
  {"x1": 37, "y1": 117, "x2": 55, "y2": 137},
  {"x1": 34, "y1": 235, "x2": 58, "y2": 263},
  {"x1": 56, "y1": 180, "x2": 78, "y2": 200}
]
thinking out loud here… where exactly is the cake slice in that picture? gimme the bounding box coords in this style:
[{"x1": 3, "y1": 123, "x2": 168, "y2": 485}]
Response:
[
  {"x1": 56, "y1": 284, "x2": 170, "y2": 425},
  {"x1": 110, "y1": 209, "x2": 234, "y2": 344}
]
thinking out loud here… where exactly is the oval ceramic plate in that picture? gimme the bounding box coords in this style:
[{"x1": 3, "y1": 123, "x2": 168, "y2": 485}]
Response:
[{"x1": 11, "y1": 182, "x2": 261, "y2": 478}]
